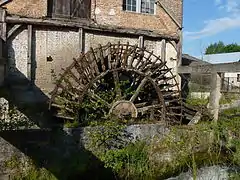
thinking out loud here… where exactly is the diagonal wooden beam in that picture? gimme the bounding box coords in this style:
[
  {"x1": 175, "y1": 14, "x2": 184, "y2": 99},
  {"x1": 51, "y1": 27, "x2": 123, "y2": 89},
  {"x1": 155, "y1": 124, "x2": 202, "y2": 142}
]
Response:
[
  {"x1": 0, "y1": 0, "x2": 10, "y2": 7},
  {"x1": 5, "y1": 16, "x2": 179, "y2": 40},
  {"x1": 156, "y1": 1, "x2": 182, "y2": 29},
  {"x1": 7, "y1": 24, "x2": 22, "y2": 39}
]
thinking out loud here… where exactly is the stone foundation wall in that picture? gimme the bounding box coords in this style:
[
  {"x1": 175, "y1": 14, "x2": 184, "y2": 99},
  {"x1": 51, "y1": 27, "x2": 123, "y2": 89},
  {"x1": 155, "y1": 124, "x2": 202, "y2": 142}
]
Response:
[{"x1": 0, "y1": 124, "x2": 169, "y2": 179}]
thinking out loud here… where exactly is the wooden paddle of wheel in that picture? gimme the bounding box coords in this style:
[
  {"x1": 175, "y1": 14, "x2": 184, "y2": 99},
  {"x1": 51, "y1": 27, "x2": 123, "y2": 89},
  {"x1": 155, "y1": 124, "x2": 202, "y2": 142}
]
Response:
[{"x1": 49, "y1": 42, "x2": 184, "y2": 125}]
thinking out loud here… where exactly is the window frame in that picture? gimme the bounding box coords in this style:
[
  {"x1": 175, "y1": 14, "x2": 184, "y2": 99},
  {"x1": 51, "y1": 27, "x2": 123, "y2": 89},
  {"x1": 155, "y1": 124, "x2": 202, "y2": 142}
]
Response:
[
  {"x1": 48, "y1": 0, "x2": 91, "y2": 20},
  {"x1": 237, "y1": 74, "x2": 240, "y2": 82},
  {"x1": 123, "y1": 0, "x2": 156, "y2": 15}
]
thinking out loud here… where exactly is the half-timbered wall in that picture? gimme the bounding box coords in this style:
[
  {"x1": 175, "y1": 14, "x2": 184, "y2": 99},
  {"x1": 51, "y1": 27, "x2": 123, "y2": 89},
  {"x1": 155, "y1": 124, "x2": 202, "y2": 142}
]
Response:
[{"x1": 6, "y1": 26, "x2": 178, "y2": 94}]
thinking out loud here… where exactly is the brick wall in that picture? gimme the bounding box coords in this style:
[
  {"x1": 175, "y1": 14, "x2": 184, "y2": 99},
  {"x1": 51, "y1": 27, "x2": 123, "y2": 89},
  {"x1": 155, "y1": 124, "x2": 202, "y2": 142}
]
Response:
[
  {"x1": 91, "y1": 0, "x2": 182, "y2": 35},
  {"x1": 161, "y1": 0, "x2": 182, "y2": 25},
  {"x1": 3, "y1": 0, "x2": 47, "y2": 18},
  {"x1": 3, "y1": 0, "x2": 182, "y2": 37}
]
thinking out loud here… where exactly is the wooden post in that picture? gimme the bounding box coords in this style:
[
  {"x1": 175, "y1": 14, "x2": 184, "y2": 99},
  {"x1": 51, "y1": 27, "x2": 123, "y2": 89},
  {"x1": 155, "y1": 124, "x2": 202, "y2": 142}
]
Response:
[
  {"x1": 27, "y1": 25, "x2": 33, "y2": 82},
  {"x1": 209, "y1": 72, "x2": 221, "y2": 122},
  {"x1": 79, "y1": 28, "x2": 84, "y2": 53},
  {"x1": 0, "y1": 8, "x2": 6, "y2": 86},
  {"x1": 161, "y1": 39, "x2": 166, "y2": 62},
  {"x1": 138, "y1": 36, "x2": 144, "y2": 48}
]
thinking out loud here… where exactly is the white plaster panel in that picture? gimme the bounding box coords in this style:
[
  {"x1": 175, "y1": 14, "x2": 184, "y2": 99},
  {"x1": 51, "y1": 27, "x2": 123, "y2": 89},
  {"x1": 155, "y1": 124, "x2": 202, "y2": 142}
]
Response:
[
  {"x1": 8, "y1": 30, "x2": 28, "y2": 77},
  {"x1": 144, "y1": 40, "x2": 159, "y2": 56},
  {"x1": 35, "y1": 29, "x2": 79, "y2": 92},
  {"x1": 165, "y1": 42, "x2": 179, "y2": 90},
  {"x1": 84, "y1": 33, "x2": 138, "y2": 52}
]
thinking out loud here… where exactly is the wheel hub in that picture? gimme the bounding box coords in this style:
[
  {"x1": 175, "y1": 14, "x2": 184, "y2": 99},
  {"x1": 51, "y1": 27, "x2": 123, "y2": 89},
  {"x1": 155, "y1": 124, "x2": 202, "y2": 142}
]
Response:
[{"x1": 109, "y1": 101, "x2": 138, "y2": 118}]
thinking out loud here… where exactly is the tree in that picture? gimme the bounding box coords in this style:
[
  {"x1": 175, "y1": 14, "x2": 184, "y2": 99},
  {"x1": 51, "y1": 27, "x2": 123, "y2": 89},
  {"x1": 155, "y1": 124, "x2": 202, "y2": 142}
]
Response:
[{"x1": 205, "y1": 41, "x2": 240, "y2": 54}]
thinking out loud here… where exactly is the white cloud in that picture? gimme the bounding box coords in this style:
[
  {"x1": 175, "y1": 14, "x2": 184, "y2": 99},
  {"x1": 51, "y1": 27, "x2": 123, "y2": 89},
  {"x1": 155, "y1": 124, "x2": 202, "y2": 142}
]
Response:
[
  {"x1": 215, "y1": 0, "x2": 222, "y2": 6},
  {"x1": 226, "y1": 0, "x2": 240, "y2": 13},
  {"x1": 184, "y1": 0, "x2": 240, "y2": 40},
  {"x1": 184, "y1": 16, "x2": 240, "y2": 39}
]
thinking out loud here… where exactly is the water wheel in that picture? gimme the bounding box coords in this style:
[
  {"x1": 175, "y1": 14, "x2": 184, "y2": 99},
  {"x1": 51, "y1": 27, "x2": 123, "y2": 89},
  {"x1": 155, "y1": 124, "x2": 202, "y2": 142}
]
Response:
[{"x1": 49, "y1": 42, "x2": 186, "y2": 125}]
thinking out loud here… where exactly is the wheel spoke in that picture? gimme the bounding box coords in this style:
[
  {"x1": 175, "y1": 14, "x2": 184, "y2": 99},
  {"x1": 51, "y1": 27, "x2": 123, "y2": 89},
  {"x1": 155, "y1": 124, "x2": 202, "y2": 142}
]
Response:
[
  {"x1": 113, "y1": 70, "x2": 122, "y2": 99},
  {"x1": 135, "y1": 102, "x2": 148, "y2": 108},
  {"x1": 87, "y1": 90, "x2": 111, "y2": 108},
  {"x1": 130, "y1": 77, "x2": 148, "y2": 102},
  {"x1": 137, "y1": 104, "x2": 162, "y2": 113}
]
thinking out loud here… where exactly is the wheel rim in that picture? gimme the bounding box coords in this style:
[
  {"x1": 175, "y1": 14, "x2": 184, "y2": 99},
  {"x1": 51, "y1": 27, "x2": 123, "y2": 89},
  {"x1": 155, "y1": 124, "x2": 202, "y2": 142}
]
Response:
[{"x1": 49, "y1": 42, "x2": 183, "y2": 125}]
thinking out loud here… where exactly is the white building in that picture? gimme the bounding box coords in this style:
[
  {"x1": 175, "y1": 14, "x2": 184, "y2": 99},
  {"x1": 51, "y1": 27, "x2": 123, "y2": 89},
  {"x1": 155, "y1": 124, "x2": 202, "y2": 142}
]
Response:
[{"x1": 202, "y1": 52, "x2": 240, "y2": 88}]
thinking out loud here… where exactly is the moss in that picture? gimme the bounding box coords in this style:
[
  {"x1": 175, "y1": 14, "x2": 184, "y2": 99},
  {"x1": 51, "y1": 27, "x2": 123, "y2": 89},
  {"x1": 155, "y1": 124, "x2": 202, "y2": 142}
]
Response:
[
  {"x1": 12, "y1": 168, "x2": 57, "y2": 180},
  {"x1": 4, "y1": 155, "x2": 57, "y2": 180},
  {"x1": 63, "y1": 120, "x2": 80, "y2": 128}
]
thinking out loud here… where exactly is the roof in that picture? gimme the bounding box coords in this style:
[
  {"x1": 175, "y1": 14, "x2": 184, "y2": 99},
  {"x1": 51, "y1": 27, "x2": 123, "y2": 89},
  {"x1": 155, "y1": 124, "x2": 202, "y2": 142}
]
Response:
[
  {"x1": 182, "y1": 54, "x2": 210, "y2": 66},
  {"x1": 202, "y1": 52, "x2": 240, "y2": 64},
  {"x1": 0, "y1": 0, "x2": 10, "y2": 6}
]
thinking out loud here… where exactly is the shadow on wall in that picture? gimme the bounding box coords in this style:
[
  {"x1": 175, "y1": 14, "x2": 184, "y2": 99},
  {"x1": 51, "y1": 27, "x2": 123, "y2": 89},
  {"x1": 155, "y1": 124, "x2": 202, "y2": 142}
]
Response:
[
  {"x1": 0, "y1": 28, "x2": 115, "y2": 179},
  {"x1": 0, "y1": 129, "x2": 115, "y2": 179}
]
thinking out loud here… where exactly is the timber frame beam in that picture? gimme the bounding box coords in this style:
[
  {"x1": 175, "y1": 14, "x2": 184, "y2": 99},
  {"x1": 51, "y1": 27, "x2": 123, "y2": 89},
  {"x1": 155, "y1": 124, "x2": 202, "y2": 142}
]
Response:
[
  {"x1": 5, "y1": 16, "x2": 179, "y2": 41},
  {"x1": 156, "y1": 1, "x2": 182, "y2": 29},
  {"x1": 7, "y1": 24, "x2": 23, "y2": 39}
]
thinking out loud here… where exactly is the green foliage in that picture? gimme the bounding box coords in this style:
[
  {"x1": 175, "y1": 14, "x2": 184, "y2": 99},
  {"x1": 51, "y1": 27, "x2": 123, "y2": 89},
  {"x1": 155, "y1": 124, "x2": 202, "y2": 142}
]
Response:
[
  {"x1": 63, "y1": 120, "x2": 80, "y2": 128},
  {"x1": 186, "y1": 96, "x2": 209, "y2": 107},
  {"x1": 229, "y1": 172, "x2": 240, "y2": 180},
  {"x1": 0, "y1": 102, "x2": 35, "y2": 130},
  {"x1": 5, "y1": 155, "x2": 56, "y2": 180},
  {"x1": 12, "y1": 168, "x2": 57, "y2": 180},
  {"x1": 148, "y1": 123, "x2": 220, "y2": 179},
  {"x1": 5, "y1": 108, "x2": 240, "y2": 179},
  {"x1": 220, "y1": 93, "x2": 239, "y2": 105},
  {"x1": 87, "y1": 119, "x2": 127, "y2": 152},
  {"x1": 205, "y1": 41, "x2": 240, "y2": 54},
  {"x1": 101, "y1": 142, "x2": 154, "y2": 180}
]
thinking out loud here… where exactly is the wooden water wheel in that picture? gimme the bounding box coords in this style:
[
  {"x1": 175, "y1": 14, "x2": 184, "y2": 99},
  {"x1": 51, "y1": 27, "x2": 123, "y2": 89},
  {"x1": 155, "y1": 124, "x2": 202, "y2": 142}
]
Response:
[{"x1": 49, "y1": 42, "x2": 187, "y2": 125}]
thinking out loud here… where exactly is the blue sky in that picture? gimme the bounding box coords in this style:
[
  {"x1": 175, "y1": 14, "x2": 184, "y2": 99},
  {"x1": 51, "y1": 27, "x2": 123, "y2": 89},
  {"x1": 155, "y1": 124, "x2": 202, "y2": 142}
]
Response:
[{"x1": 183, "y1": 0, "x2": 240, "y2": 57}]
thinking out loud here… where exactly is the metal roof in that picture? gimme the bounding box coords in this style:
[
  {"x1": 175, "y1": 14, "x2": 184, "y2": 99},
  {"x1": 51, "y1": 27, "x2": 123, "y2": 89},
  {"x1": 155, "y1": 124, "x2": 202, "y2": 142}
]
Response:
[{"x1": 202, "y1": 52, "x2": 240, "y2": 64}]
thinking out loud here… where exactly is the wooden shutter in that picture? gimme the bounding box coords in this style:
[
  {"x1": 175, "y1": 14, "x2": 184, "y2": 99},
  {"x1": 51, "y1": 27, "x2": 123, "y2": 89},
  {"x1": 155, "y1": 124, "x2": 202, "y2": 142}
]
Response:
[
  {"x1": 52, "y1": 0, "x2": 91, "y2": 19},
  {"x1": 70, "y1": 0, "x2": 91, "y2": 19},
  {"x1": 53, "y1": 0, "x2": 71, "y2": 18}
]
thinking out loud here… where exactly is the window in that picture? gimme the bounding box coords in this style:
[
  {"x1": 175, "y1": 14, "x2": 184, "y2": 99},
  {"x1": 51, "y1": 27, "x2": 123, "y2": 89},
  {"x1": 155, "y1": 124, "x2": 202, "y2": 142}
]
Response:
[
  {"x1": 141, "y1": 0, "x2": 155, "y2": 14},
  {"x1": 123, "y1": 0, "x2": 137, "y2": 12},
  {"x1": 48, "y1": 0, "x2": 91, "y2": 19},
  {"x1": 237, "y1": 74, "x2": 240, "y2": 82},
  {"x1": 123, "y1": 0, "x2": 155, "y2": 14}
]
